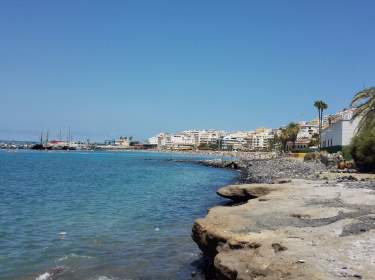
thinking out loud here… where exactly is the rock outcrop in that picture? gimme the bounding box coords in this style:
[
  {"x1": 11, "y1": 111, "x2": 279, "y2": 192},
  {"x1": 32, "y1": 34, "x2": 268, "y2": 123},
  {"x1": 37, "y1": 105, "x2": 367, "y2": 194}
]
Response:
[
  {"x1": 217, "y1": 184, "x2": 276, "y2": 202},
  {"x1": 192, "y1": 180, "x2": 375, "y2": 280},
  {"x1": 198, "y1": 160, "x2": 246, "y2": 170}
]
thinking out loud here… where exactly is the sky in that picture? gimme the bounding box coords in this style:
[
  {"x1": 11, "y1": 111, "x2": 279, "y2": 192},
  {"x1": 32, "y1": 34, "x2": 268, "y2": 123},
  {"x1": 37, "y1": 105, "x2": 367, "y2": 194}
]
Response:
[{"x1": 1, "y1": 0, "x2": 375, "y2": 142}]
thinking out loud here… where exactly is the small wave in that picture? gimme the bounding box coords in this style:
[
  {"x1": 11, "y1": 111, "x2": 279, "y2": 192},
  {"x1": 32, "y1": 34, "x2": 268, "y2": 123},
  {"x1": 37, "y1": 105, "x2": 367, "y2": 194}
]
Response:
[
  {"x1": 57, "y1": 253, "x2": 94, "y2": 261},
  {"x1": 35, "y1": 266, "x2": 64, "y2": 280}
]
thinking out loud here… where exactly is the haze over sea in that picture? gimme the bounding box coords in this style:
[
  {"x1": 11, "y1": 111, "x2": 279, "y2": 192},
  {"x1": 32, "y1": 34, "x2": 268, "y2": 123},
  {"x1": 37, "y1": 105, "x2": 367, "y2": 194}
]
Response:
[{"x1": 0, "y1": 150, "x2": 237, "y2": 280}]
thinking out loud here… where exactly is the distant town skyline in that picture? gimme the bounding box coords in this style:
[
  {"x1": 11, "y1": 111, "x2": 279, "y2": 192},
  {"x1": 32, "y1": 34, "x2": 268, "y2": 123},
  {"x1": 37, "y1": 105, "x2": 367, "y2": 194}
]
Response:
[{"x1": 1, "y1": 1, "x2": 375, "y2": 141}]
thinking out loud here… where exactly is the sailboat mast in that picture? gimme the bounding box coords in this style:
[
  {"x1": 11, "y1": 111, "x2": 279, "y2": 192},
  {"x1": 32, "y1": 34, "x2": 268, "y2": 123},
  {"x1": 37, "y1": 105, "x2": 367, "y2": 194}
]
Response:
[{"x1": 68, "y1": 127, "x2": 71, "y2": 144}]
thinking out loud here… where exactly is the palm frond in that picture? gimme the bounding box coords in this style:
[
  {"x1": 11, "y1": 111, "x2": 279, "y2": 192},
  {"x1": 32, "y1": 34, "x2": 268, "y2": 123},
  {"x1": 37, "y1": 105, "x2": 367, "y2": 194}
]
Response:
[
  {"x1": 355, "y1": 106, "x2": 375, "y2": 132},
  {"x1": 351, "y1": 87, "x2": 375, "y2": 106},
  {"x1": 351, "y1": 88, "x2": 375, "y2": 132},
  {"x1": 353, "y1": 104, "x2": 370, "y2": 118}
]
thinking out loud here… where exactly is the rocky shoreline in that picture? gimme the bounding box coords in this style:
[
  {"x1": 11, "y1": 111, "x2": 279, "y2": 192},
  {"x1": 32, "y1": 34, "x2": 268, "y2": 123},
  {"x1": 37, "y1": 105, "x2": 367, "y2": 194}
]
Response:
[
  {"x1": 197, "y1": 157, "x2": 330, "y2": 183},
  {"x1": 192, "y1": 157, "x2": 375, "y2": 280}
]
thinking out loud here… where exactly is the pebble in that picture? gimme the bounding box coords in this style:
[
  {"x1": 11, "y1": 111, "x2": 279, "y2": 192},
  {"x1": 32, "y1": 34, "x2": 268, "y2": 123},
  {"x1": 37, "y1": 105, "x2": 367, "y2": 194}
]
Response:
[{"x1": 241, "y1": 158, "x2": 328, "y2": 184}]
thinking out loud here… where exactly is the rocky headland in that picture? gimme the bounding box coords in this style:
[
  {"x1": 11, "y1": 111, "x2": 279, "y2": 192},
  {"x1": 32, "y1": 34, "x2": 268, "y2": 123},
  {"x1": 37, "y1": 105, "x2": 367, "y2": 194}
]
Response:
[{"x1": 192, "y1": 157, "x2": 375, "y2": 280}]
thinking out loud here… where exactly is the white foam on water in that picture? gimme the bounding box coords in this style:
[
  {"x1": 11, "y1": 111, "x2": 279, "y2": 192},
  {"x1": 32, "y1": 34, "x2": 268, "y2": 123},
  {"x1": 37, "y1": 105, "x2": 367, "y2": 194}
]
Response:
[
  {"x1": 92, "y1": 275, "x2": 134, "y2": 280},
  {"x1": 35, "y1": 272, "x2": 51, "y2": 280},
  {"x1": 95, "y1": 276, "x2": 113, "y2": 280}
]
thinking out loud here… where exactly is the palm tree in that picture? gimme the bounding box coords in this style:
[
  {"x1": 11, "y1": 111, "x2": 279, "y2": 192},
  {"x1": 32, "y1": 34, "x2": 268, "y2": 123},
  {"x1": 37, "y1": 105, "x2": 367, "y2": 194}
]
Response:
[
  {"x1": 314, "y1": 100, "x2": 328, "y2": 150},
  {"x1": 351, "y1": 87, "x2": 375, "y2": 131},
  {"x1": 287, "y1": 122, "x2": 300, "y2": 149},
  {"x1": 279, "y1": 122, "x2": 300, "y2": 151}
]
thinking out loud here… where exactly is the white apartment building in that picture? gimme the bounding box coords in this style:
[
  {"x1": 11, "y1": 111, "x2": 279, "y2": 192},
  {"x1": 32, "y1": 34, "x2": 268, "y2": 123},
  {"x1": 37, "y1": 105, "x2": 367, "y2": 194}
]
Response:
[
  {"x1": 335, "y1": 108, "x2": 356, "y2": 121},
  {"x1": 198, "y1": 130, "x2": 226, "y2": 145},
  {"x1": 149, "y1": 128, "x2": 275, "y2": 150},
  {"x1": 148, "y1": 136, "x2": 159, "y2": 145},
  {"x1": 221, "y1": 129, "x2": 274, "y2": 151},
  {"x1": 250, "y1": 128, "x2": 274, "y2": 150},
  {"x1": 183, "y1": 130, "x2": 200, "y2": 145},
  {"x1": 148, "y1": 133, "x2": 172, "y2": 147},
  {"x1": 149, "y1": 130, "x2": 228, "y2": 148},
  {"x1": 322, "y1": 108, "x2": 356, "y2": 128},
  {"x1": 297, "y1": 122, "x2": 319, "y2": 139},
  {"x1": 170, "y1": 133, "x2": 196, "y2": 146},
  {"x1": 222, "y1": 131, "x2": 249, "y2": 150}
]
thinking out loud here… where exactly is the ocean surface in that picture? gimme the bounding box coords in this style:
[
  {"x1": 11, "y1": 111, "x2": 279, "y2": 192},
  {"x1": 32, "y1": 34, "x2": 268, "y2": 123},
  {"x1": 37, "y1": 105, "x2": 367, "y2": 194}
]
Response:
[{"x1": 0, "y1": 150, "x2": 237, "y2": 280}]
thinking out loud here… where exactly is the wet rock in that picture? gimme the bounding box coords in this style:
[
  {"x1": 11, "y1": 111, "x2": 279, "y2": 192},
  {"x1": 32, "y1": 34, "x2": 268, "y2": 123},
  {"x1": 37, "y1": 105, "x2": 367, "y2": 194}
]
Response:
[{"x1": 198, "y1": 160, "x2": 244, "y2": 170}]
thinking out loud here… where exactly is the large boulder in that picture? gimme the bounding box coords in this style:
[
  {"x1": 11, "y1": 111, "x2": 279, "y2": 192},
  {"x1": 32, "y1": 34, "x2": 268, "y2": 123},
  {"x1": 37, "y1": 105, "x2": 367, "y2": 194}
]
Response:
[
  {"x1": 320, "y1": 151, "x2": 344, "y2": 168},
  {"x1": 217, "y1": 184, "x2": 277, "y2": 202}
]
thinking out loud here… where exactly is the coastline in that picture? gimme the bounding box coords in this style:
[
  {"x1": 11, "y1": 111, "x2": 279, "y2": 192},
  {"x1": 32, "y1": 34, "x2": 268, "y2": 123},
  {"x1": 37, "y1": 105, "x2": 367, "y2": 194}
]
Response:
[
  {"x1": 192, "y1": 157, "x2": 375, "y2": 280},
  {"x1": 131, "y1": 149, "x2": 278, "y2": 161}
]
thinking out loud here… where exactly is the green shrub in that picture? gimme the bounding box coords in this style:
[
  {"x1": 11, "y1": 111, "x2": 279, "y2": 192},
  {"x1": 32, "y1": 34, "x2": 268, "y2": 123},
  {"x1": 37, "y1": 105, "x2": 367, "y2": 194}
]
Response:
[
  {"x1": 321, "y1": 146, "x2": 342, "y2": 154},
  {"x1": 350, "y1": 127, "x2": 375, "y2": 172},
  {"x1": 341, "y1": 146, "x2": 352, "y2": 161}
]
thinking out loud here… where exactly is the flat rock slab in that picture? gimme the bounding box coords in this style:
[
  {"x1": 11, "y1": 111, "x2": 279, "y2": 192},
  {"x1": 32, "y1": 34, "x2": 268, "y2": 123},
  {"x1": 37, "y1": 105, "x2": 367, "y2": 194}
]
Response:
[{"x1": 192, "y1": 179, "x2": 375, "y2": 280}]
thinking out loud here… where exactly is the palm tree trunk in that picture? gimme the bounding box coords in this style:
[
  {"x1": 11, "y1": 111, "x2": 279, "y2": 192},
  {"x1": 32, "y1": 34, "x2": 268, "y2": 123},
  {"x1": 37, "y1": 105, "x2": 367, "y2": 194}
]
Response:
[{"x1": 318, "y1": 109, "x2": 321, "y2": 151}]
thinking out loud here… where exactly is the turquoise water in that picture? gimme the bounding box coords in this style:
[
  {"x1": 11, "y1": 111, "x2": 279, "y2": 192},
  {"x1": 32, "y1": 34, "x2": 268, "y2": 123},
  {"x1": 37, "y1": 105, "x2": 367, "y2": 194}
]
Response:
[{"x1": 0, "y1": 151, "x2": 237, "y2": 280}]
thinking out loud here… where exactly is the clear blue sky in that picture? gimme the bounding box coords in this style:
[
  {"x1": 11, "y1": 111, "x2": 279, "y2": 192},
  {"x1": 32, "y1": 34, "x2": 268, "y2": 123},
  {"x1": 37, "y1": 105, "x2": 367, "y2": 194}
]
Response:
[{"x1": 1, "y1": 0, "x2": 374, "y2": 141}]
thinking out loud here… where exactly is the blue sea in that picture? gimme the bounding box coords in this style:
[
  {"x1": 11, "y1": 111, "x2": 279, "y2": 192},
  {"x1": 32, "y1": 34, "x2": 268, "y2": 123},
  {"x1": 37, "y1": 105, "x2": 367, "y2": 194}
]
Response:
[{"x1": 0, "y1": 150, "x2": 237, "y2": 280}]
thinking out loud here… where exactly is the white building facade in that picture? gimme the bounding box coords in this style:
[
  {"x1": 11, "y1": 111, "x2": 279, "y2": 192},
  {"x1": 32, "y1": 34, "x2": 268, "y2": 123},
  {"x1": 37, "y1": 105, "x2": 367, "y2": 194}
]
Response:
[{"x1": 321, "y1": 117, "x2": 360, "y2": 148}]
